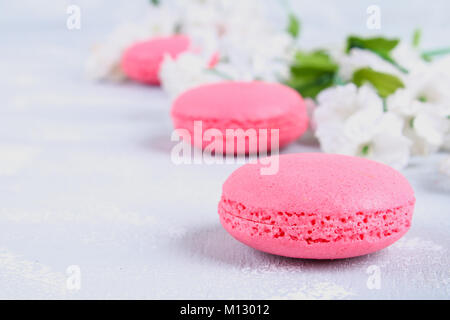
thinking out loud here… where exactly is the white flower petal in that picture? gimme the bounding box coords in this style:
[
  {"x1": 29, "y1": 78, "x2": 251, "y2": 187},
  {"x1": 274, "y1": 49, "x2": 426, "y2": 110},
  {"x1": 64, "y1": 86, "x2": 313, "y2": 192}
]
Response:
[
  {"x1": 408, "y1": 109, "x2": 448, "y2": 155},
  {"x1": 368, "y1": 133, "x2": 411, "y2": 169},
  {"x1": 315, "y1": 123, "x2": 360, "y2": 155},
  {"x1": 343, "y1": 108, "x2": 381, "y2": 143}
]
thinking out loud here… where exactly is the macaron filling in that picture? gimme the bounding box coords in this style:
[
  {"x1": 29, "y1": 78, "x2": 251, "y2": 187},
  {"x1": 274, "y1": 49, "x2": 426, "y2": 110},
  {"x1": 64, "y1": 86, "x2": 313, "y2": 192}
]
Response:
[{"x1": 219, "y1": 197, "x2": 414, "y2": 244}]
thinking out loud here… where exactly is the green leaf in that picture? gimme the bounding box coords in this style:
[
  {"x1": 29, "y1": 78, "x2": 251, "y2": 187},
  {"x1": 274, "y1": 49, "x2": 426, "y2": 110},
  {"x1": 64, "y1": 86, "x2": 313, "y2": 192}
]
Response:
[
  {"x1": 292, "y1": 51, "x2": 338, "y2": 72},
  {"x1": 412, "y1": 29, "x2": 421, "y2": 48},
  {"x1": 287, "y1": 73, "x2": 336, "y2": 99},
  {"x1": 418, "y1": 95, "x2": 427, "y2": 102},
  {"x1": 286, "y1": 50, "x2": 339, "y2": 99},
  {"x1": 150, "y1": 0, "x2": 160, "y2": 6},
  {"x1": 352, "y1": 67, "x2": 404, "y2": 98},
  {"x1": 361, "y1": 144, "x2": 371, "y2": 156},
  {"x1": 287, "y1": 13, "x2": 300, "y2": 39},
  {"x1": 347, "y1": 35, "x2": 399, "y2": 55},
  {"x1": 346, "y1": 35, "x2": 408, "y2": 73}
]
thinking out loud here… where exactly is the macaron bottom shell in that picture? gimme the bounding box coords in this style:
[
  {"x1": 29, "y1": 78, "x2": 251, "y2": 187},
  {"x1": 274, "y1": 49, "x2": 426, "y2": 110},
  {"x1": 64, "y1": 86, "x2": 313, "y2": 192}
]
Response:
[
  {"x1": 172, "y1": 113, "x2": 308, "y2": 154},
  {"x1": 218, "y1": 198, "x2": 414, "y2": 260},
  {"x1": 122, "y1": 59, "x2": 161, "y2": 85}
]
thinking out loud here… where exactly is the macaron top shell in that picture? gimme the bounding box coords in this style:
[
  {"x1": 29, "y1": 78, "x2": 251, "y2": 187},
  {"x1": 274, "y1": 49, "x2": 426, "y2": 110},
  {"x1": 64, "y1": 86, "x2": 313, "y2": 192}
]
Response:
[
  {"x1": 222, "y1": 153, "x2": 415, "y2": 216},
  {"x1": 171, "y1": 81, "x2": 306, "y2": 122},
  {"x1": 123, "y1": 35, "x2": 190, "y2": 64}
]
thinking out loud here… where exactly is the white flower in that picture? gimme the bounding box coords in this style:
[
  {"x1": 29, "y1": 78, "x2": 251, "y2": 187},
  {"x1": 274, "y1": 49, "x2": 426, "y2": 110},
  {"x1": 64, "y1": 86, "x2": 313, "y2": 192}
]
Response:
[
  {"x1": 159, "y1": 52, "x2": 224, "y2": 99},
  {"x1": 314, "y1": 84, "x2": 411, "y2": 169},
  {"x1": 429, "y1": 55, "x2": 450, "y2": 151},
  {"x1": 157, "y1": 0, "x2": 295, "y2": 97},
  {"x1": 431, "y1": 54, "x2": 450, "y2": 76},
  {"x1": 404, "y1": 105, "x2": 448, "y2": 155},
  {"x1": 387, "y1": 70, "x2": 450, "y2": 155},
  {"x1": 367, "y1": 114, "x2": 411, "y2": 168},
  {"x1": 86, "y1": 5, "x2": 181, "y2": 81},
  {"x1": 218, "y1": 32, "x2": 294, "y2": 82},
  {"x1": 189, "y1": 0, "x2": 295, "y2": 81},
  {"x1": 85, "y1": 23, "x2": 144, "y2": 81},
  {"x1": 391, "y1": 42, "x2": 428, "y2": 74},
  {"x1": 315, "y1": 83, "x2": 383, "y2": 125}
]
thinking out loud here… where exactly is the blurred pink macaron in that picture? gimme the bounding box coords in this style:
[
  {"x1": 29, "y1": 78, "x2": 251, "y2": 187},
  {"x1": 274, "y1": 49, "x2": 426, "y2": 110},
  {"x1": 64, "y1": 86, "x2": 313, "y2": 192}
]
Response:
[
  {"x1": 121, "y1": 35, "x2": 190, "y2": 85},
  {"x1": 219, "y1": 153, "x2": 415, "y2": 259},
  {"x1": 171, "y1": 81, "x2": 309, "y2": 154}
]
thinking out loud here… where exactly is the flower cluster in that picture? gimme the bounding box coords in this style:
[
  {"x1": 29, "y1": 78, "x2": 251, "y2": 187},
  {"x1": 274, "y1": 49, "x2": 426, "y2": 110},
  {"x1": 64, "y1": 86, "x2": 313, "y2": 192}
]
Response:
[
  {"x1": 159, "y1": 0, "x2": 298, "y2": 98},
  {"x1": 313, "y1": 83, "x2": 412, "y2": 169},
  {"x1": 295, "y1": 35, "x2": 450, "y2": 169},
  {"x1": 87, "y1": 0, "x2": 298, "y2": 96}
]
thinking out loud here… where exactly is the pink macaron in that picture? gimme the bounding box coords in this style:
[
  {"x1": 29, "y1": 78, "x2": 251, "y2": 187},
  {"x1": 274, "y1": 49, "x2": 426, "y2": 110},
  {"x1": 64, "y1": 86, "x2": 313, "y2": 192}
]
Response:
[
  {"x1": 171, "y1": 81, "x2": 309, "y2": 154},
  {"x1": 219, "y1": 153, "x2": 415, "y2": 259},
  {"x1": 121, "y1": 35, "x2": 190, "y2": 85}
]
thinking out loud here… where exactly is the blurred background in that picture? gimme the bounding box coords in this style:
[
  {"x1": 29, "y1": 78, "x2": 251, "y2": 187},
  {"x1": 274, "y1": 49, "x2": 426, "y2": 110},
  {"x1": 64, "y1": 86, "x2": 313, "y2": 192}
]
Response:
[{"x1": 0, "y1": 0, "x2": 449, "y2": 299}]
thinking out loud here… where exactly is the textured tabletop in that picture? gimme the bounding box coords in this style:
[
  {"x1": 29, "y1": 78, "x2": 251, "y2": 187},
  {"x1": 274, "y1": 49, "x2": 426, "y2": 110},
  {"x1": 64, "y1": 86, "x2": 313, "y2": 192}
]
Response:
[{"x1": 0, "y1": 0, "x2": 449, "y2": 299}]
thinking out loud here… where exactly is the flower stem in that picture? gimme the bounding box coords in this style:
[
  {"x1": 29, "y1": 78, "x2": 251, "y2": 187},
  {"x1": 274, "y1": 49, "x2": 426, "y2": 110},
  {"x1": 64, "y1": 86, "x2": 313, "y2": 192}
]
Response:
[
  {"x1": 382, "y1": 99, "x2": 388, "y2": 112},
  {"x1": 422, "y1": 47, "x2": 450, "y2": 61},
  {"x1": 332, "y1": 74, "x2": 346, "y2": 86},
  {"x1": 205, "y1": 68, "x2": 233, "y2": 80}
]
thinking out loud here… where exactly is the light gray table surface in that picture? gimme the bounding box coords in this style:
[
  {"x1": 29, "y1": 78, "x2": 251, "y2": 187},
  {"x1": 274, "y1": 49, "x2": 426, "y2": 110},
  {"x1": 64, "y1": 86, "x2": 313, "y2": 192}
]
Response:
[{"x1": 0, "y1": 0, "x2": 449, "y2": 299}]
